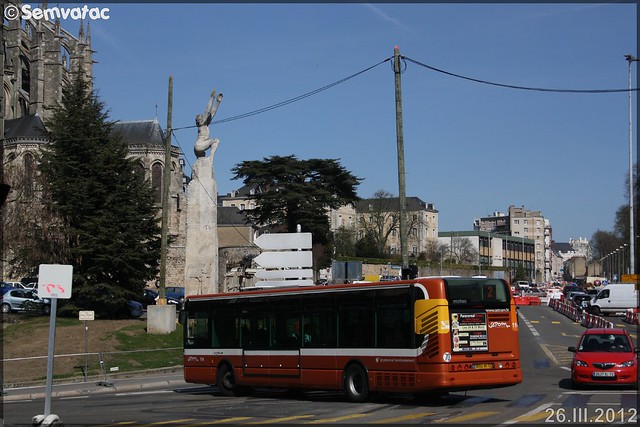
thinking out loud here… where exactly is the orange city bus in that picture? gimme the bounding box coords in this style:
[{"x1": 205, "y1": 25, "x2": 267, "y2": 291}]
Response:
[{"x1": 182, "y1": 276, "x2": 522, "y2": 402}]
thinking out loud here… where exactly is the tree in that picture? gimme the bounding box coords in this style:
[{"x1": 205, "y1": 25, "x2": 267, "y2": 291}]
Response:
[
  {"x1": 447, "y1": 236, "x2": 478, "y2": 264},
  {"x1": 356, "y1": 190, "x2": 398, "y2": 256},
  {"x1": 333, "y1": 226, "x2": 356, "y2": 258},
  {"x1": 590, "y1": 230, "x2": 622, "y2": 261},
  {"x1": 231, "y1": 155, "x2": 361, "y2": 246},
  {"x1": 39, "y1": 73, "x2": 161, "y2": 318}
]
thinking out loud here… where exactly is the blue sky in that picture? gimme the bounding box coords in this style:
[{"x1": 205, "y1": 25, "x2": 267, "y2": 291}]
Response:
[{"x1": 39, "y1": 2, "x2": 637, "y2": 243}]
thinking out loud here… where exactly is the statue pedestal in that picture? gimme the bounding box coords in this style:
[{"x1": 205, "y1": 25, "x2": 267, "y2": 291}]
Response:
[{"x1": 146, "y1": 304, "x2": 177, "y2": 334}]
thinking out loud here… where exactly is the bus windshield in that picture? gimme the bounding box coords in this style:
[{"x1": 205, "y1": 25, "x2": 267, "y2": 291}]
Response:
[{"x1": 444, "y1": 278, "x2": 510, "y2": 306}]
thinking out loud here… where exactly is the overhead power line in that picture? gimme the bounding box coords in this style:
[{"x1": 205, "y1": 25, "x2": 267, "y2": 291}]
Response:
[
  {"x1": 172, "y1": 57, "x2": 393, "y2": 132},
  {"x1": 170, "y1": 53, "x2": 638, "y2": 134},
  {"x1": 402, "y1": 55, "x2": 639, "y2": 94}
]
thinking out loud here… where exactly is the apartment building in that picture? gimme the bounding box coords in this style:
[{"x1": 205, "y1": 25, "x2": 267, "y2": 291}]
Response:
[{"x1": 474, "y1": 205, "x2": 550, "y2": 283}]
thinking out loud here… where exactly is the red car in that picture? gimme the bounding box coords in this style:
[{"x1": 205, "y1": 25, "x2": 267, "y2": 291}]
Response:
[{"x1": 568, "y1": 328, "x2": 638, "y2": 389}]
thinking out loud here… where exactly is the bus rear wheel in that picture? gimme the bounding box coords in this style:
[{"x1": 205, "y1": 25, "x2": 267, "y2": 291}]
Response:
[
  {"x1": 216, "y1": 364, "x2": 251, "y2": 397},
  {"x1": 344, "y1": 364, "x2": 370, "y2": 403},
  {"x1": 216, "y1": 364, "x2": 238, "y2": 396}
]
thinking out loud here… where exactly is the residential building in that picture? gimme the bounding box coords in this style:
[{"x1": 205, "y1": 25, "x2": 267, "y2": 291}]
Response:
[
  {"x1": 474, "y1": 205, "x2": 549, "y2": 283},
  {"x1": 354, "y1": 196, "x2": 438, "y2": 257}
]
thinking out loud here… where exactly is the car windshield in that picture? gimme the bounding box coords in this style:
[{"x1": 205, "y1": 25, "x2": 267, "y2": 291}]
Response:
[{"x1": 578, "y1": 334, "x2": 632, "y2": 352}]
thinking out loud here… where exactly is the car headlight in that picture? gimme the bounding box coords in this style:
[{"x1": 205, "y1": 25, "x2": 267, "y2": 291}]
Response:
[
  {"x1": 618, "y1": 360, "x2": 635, "y2": 367},
  {"x1": 574, "y1": 360, "x2": 588, "y2": 367}
]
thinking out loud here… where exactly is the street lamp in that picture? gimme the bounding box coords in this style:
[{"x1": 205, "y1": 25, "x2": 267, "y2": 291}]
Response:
[{"x1": 624, "y1": 54, "x2": 637, "y2": 275}]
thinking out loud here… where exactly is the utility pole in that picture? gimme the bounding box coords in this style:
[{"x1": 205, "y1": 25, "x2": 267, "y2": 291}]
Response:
[
  {"x1": 624, "y1": 54, "x2": 637, "y2": 276},
  {"x1": 393, "y1": 46, "x2": 409, "y2": 275},
  {"x1": 158, "y1": 75, "x2": 173, "y2": 303}
]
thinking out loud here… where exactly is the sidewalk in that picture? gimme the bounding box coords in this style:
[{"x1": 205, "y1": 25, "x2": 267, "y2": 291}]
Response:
[{"x1": 2, "y1": 370, "x2": 187, "y2": 402}]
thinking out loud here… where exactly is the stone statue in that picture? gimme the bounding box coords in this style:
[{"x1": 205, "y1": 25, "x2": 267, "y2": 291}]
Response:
[
  {"x1": 194, "y1": 90, "x2": 223, "y2": 158},
  {"x1": 185, "y1": 88, "x2": 223, "y2": 296}
]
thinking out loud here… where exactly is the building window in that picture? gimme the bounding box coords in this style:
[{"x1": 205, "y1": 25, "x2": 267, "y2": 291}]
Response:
[
  {"x1": 24, "y1": 153, "x2": 34, "y2": 199},
  {"x1": 151, "y1": 162, "x2": 163, "y2": 203}
]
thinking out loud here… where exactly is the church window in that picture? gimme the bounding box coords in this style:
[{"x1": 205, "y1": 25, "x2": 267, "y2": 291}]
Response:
[
  {"x1": 24, "y1": 153, "x2": 34, "y2": 199},
  {"x1": 151, "y1": 162, "x2": 163, "y2": 203}
]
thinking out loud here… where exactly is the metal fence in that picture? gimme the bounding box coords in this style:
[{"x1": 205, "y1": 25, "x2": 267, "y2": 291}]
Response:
[{"x1": 2, "y1": 347, "x2": 183, "y2": 385}]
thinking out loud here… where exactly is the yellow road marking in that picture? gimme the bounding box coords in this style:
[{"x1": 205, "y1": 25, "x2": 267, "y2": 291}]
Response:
[
  {"x1": 441, "y1": 411, "x2": 499, "y2": 423},
  {"x1": 371, "y1": 412, "x2": 436, "y2": 423},
  {"x1": 203, "y1": 417, "x2": 254, "y2": 424},
  {"x1": 247, "y1": 415, "x2": 314, "y2": 424},
  {"x1": 150, "y1": 419, "x2": 197, "y2": 425},
  {"x1": 304, "y1": 413, "x2": 370, "y2": 424},
  {"x1": 510, "y1": 411, "x2": 553, "y2": 422}
]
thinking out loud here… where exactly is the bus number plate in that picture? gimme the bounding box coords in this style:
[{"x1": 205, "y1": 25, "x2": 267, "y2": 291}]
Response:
[{"x1": 471, "y1": 363, "x2": 494, "y2": 370}]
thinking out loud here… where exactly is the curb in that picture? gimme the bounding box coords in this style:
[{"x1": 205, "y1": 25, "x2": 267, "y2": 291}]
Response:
[{"x1": 3, "y1": 372, "x2": 186, "y2": 402}]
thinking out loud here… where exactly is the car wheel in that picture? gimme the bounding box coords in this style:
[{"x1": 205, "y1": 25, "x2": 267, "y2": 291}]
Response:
[
  {"x1": 1, "y1": 303, "x2": 11, "y2": 314},
  {"x1": 42, "y1": 305, "x2": 51, "y2": 315},
  {"x1": 344, "y1": 364, "x2": 370, "y2": 403},
  {"x1": 590, "y1": 306, "x2": 601, "y2": 316}
]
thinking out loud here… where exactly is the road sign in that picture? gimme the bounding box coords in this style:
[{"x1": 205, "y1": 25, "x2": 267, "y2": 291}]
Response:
[
  {"x1": 254, "y1": 251, "x2": 312, "y2": 269},
  {"x1": 79, "y1": 311, "x2": 95, "y2": 321},
  {"x1": 621, "y1": 274, "x2": 639, "y2": 284},
  {"x1": 256, "y1": 279, "x2": 314, "y2": 288},
  {"x1": 38, "y1": 264, "x2": 73, "y2": 299},
  {"x1": 254, "y1": 232, "x2": 312, "y2": 250},
  {"x1": 254, "y1": 268, "x2": 314, "y2": 280}
]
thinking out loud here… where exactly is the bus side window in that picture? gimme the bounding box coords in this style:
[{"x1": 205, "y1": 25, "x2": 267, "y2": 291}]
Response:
[
  {"x1": 338, "y1": 291, "x2": 374, "y2": 348},
  {"x1": 186, "y1": 310, "x2": 211, "y2": 348}
]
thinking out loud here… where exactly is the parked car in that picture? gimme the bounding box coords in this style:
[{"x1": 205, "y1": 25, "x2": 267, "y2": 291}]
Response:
[
  {"x1": 379, "y1": 275, "x2": 401, "y2": 282},
  {"x1": 140, "y1": 288, "x2": 181, "y2": 309},
  {"x1": 567, "y1": 328, "x2": 638, "y2": 389},
  {"x1": 1, "y1": 289, "x2": 51, "y2": 315},
  {"x1": 164, "y1": 286, "x2": 185, "y2": 301},
  {"x1": 127, "y1": 300, "x2": 144, "y2": 318},
  {"x1": 2, "y1": 281, "x2": 23, "y2": 288},
  {"x1": 569, "y1": 293, "x2": 592, "y2": 312}
]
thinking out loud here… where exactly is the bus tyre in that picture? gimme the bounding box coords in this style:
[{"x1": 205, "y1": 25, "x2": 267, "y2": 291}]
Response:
[
  {"x1": 216, "y1": 364, "x2": 237, "y2": 397},
  {"x1": 344, "y1": 364, "x2": 370, "y2": 403}
]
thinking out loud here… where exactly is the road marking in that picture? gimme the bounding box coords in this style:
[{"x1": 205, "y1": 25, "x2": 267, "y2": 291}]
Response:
[
  {"x1": 248, "y1": 415, "x2": 315, "y2": 424},
  {"x1": 504, "y1": 402, "x2": 556, "y2": 424},
  {"x1": 202, "y1": 417, "x2": 254, "y2": 424},
  {"x1": 370, "y1": 412, "x2": 436, "y2": 423},
  {"x1": 150, "y1": 419, "x2": 197, "y2": 425},
  {"x1": 304, "y1": 413, "x2": 370, "y2": 424},
  {"x1": 440, "y1": 411, "x2": 499, "y2": 423}
]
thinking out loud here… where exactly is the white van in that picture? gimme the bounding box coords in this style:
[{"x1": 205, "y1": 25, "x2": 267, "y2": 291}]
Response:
[{"x1": 589, "y1": 283, "x2": 638, "y2": 316}]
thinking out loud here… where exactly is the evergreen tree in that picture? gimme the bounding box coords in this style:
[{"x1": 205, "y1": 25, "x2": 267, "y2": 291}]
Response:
[
  {"x1": 231, "y1": 155, "x2": 360, "y2": 269},
  {"x1": 231, "y1": 155, "x2": 361, "y2": 244},
  {"x1": 40, "y1": 73, "x2": 161, "y2": 318}
]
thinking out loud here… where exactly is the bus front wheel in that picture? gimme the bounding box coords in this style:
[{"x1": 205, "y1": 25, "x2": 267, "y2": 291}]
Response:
[{"x1": 344, "y1": 364, "x2": 370, "y2": 403}]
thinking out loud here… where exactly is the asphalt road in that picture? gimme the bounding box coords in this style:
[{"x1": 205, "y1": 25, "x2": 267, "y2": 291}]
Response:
[{"x1": 2, "y1": 305, "x2": 638, "y2": 425}]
